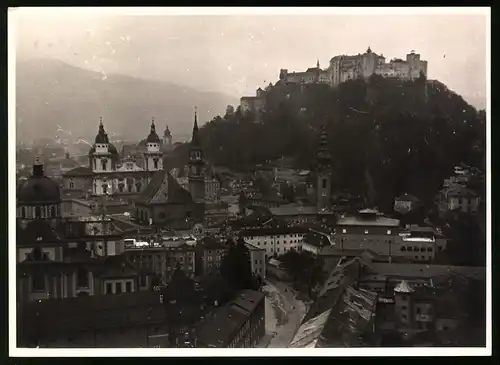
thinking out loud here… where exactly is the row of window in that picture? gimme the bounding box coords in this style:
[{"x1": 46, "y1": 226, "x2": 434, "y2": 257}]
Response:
[
  {"x1": 341, "y1": 229, "x2": 393, "y2": 235},
  {"x1": 254, "y1": 240, "x2": 301, "y2": 246},
  {"x1": 400, "y1": 246, "x2": 433, "y2": 252},
  {"x1": 105, "y1": 281, "x2": 133, "y2": 294},
  {"x1": 19, "y1": 205, "x2": 59, "y2": 219}
]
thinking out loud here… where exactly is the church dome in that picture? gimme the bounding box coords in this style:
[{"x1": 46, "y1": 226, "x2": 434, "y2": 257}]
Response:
[
  {"x1": 146, "y1": 119, "x2": 161, "y2": 143},
  {"x1": 17, "y1": 157, "x2": 61, "y2": 205}
]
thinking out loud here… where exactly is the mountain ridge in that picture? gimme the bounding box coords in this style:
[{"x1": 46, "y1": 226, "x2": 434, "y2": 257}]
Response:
[{"x1": 15, "y1": 58, "x2": 238, "y2": 143}]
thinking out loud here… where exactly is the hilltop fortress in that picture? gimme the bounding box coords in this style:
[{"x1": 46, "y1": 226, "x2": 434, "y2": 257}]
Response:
[{"x1": 240, "y1": 47, "x2": 428, "y2": 116}]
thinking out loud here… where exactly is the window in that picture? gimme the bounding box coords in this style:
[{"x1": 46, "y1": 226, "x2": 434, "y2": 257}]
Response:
[
  {"x1": 154, "y1": 159, "x2": 159, "y2": 170},
  {"x1": 126, "y1": 282, "x2": 132, "y2": 293},
  {"x1": 106, "y1": 283, "x2": 113, "y2": 294},
  {"x1": 76, "y1": 267, "x2": 89, "y2": 288},
  {"x1": 364, "y1": 230, "x2": 369, "y2": 235},
  {"x1": 407, "y1": 247, "x2": 413, "y2": 252},
  {"x1": 116, "y1": 282, "x2": 122, "y2": 294},
  {"x1": 102, "y1": 184, "x2": 108, "y2": 194},
  {"x1": 401, "y1": 246, "x2": 406, "y2": 252},
  {"x1": 69, "y1": 181, "x2": 75, "y2": 189},
  {"x1": 20, "y1": 207, "x2": 26, "y2": 218},
  {"x1": 416, "y1": 307, "x2": 421, "y2": 314},
  {"x1": 387, "y1": 230, "x2": 392, "y2": 235},
  {"x1": 50, "y1": 206, "x2": 56, "y2": 217},
  {"x1": 342, "y1": 229, "x2": 347, "y2": 234},
  {"x1": 32, "y1": 272, "x2": 45, "y2": 291},
  {"x1": 427, "y1": 247, "x2": 433, "y2": 252},
  {"x1": 322, "y1": 178, "x2": 327, "y2": 189},
  {"x1": 101, "y1": 160, "x2": 108, "y2": 171},
  {"x1": 35, "y1": 206, "x2": 41, "y2": 219}
]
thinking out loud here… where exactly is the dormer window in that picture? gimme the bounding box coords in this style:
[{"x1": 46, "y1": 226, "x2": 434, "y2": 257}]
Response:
[{"x1": 387, "y1": 230, "x2": 392, "y2": 235}]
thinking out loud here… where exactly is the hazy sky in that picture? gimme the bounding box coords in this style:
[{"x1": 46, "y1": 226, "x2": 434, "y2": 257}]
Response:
[{"x1": 12, "y1": 8, "x2": 488, "y2": 106}]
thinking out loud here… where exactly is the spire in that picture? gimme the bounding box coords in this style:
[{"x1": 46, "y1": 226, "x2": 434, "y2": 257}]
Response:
[
  {"x1": 32, "y1": 155, "x2": 44, "y2": 177},
  {"x1": 146, "y1": 117, "x2": 161, "y2": 143},
  {"x1": 317, "y1": 58, "x2": 320, "y2": 68},
  {"x1": 191, "y1": 106, "x2": 200, "y2": 146},
  {"x1": 95, "y1": 117, "x2": 109, "y2": 144},
  {"x1": 367, "y1": 46, "x2": 372, "y2": 54}
]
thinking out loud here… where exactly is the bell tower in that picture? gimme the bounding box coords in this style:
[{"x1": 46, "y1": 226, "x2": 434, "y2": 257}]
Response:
[
  {"x1": 188, "y1": 107, "x2": 205, "y2": 201},
  {"x1": 316, "y1": 124, "x2": 332, "y2": 210},
  {"x1": 144, "y1": 118, "x2": 163, "y2": 172}
]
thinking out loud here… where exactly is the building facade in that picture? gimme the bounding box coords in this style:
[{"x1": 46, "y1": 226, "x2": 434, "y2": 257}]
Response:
[
  {"x1": 239, "y1": 227, "x2": 307, "y2": 259},
  {"x1": 245, "y1": 242, "x2": 266, "y2": 279},
  {"x1": 16, "y1": 158, "x2": 153, "y2": 305},
  {"x1": 279, "y1": 48, "x2": 427, "y2": 87}
]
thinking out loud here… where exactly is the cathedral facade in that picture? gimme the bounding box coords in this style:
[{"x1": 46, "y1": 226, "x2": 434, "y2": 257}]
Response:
[{"x1": 63, "y1": 118, "x2": 166, "y2": 199}]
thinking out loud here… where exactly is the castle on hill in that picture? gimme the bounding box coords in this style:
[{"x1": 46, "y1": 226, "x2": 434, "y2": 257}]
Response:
[{"x1": 240, "y1": 47, "x2": 428, "y2": 116}]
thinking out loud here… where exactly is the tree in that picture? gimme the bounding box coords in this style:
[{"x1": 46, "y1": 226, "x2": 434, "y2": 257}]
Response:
[{"x1": 220, "y1": 238, "x2": 260, "y2": 291}]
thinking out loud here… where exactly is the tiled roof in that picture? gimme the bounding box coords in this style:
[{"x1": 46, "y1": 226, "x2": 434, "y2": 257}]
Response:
[
  {"x1": 239, "y1": 226, "x2": 308, "y2": 236},
  {"x1": 62, "y1": 166, "x2": 93, "y2": 177},
  {"x1": 289, "y1": 309, "x2": 332, "y2": 348},
  {"x1": 316, "y1": 286, "x2": 377, "y2": 347},
  {"x1": 136, "y1": 170, "x2": 193, "y2": 205},
  {"x1": 196, "y1": 290, "x2": 264, "y2": 347},
  {"x1": 366, "y1": 263, "x2": 486, "y2": 281},
  {"x1": 337, "y1": 216, "x2": 400, "y2": 227}
]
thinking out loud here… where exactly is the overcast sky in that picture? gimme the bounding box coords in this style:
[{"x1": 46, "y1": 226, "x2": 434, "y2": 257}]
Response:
[{"x1": 12, "y1": 8, "x2": 487, "y2": 107}]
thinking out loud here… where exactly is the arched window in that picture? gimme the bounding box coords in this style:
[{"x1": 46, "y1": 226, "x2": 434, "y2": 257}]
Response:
[
  {"x1": 101, "y1": 160, "x2": 108, "y2": 171},
  {"x1": 69, "y1": 181, "x2": 75, "y2": 189},
  {"x1": 35, "y1": 206, "x2": 41, "y2": 219},
  {"x1": 153, "y1": 159, "x2": 159, "y2": 170},
  {"x1": 102, "y1": 184, "x2": 108, "y2": 194},
  {"x1": 76, "y1": 267, "x2": 89, "y2": 288},
  {"x1": 135, "y1": 182, "x2": 142, "y2": 192},
  {"x1": 21, "y1": 207, "x2": 26, "y2": 218},
  {"x1": 50, "y1": 206, "x2": 56, "y2": 218}
]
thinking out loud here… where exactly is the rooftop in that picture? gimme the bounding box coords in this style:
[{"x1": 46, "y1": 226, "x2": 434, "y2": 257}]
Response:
[
  {"x1": 336, "y1": 216, "x2": 400, "y2": 227},
  {"x1": 196, "y1": 290, "x2": 264, "y2": 347},
  {"x1": 366, "y1": 263, "x2": 486, "y2": 281},
  {"x1": 239, "y1": 226, "x2": 308, "y2": 237},
  {"x1": 270, "y1": 205, "x2": 319, "y2": 216}
]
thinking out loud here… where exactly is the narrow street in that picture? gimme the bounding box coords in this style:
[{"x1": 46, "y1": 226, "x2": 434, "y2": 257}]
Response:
[{"x1": 258, "y1": 279, "x2": 307, "y2": 348}]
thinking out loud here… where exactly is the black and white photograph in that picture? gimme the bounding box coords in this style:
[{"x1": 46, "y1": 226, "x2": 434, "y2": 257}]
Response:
[{"x1": 8, "y1": 7, "x2": 490, "y2": 356}]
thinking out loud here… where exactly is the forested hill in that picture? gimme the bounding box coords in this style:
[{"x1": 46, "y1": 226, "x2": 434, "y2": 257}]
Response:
[{"x1": 171, "y1": 74, "x2": 486, "y2": 211}]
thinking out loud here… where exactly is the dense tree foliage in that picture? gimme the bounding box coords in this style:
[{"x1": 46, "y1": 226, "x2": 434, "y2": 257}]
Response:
[
  {"x1": 220, "y1": 238, "x2": 262, "y2": 291},
  {"x1": 179, "y1": 76, "x2": 485, "y2": 212},
  {"x1": 280, "y1": 249, "x2": 324, "y2": 297}
]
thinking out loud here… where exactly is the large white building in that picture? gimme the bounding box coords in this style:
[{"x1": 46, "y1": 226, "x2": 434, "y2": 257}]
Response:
[
  {"x1": 279, "y1": 48, "x2": 428, "y2": 87},
  {"x1": 239, "y1": 227, "x2": 307, "y2": 259},
  {"x1": 85, "y1": 118, "x2": 164, "y2": 197},
  {"x1": 335, "y1": 210, "x2": 446, "y2": 262}
]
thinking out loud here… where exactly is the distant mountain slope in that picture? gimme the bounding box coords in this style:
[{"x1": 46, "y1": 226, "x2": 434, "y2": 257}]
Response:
[{"x1": 15, "y1": 58, "x2": 238, "y2": 143}]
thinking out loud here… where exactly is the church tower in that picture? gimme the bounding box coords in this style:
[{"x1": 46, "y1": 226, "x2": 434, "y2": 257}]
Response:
[
  {"x1": 144, "y1": 118, "x2": 163, "y2": 172},
  {"x1": 163, "y1": 124, "x2": 173, "y2": 152},
  {"x1": 316, "y1": 124, "x2": 332, "y2": 210},
  {"x1": 91, "y1": 118, "x2": 113, "y2": 174},
  {"x1": 188, "y1": 108, "x2": 205, "y2": 201}
]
